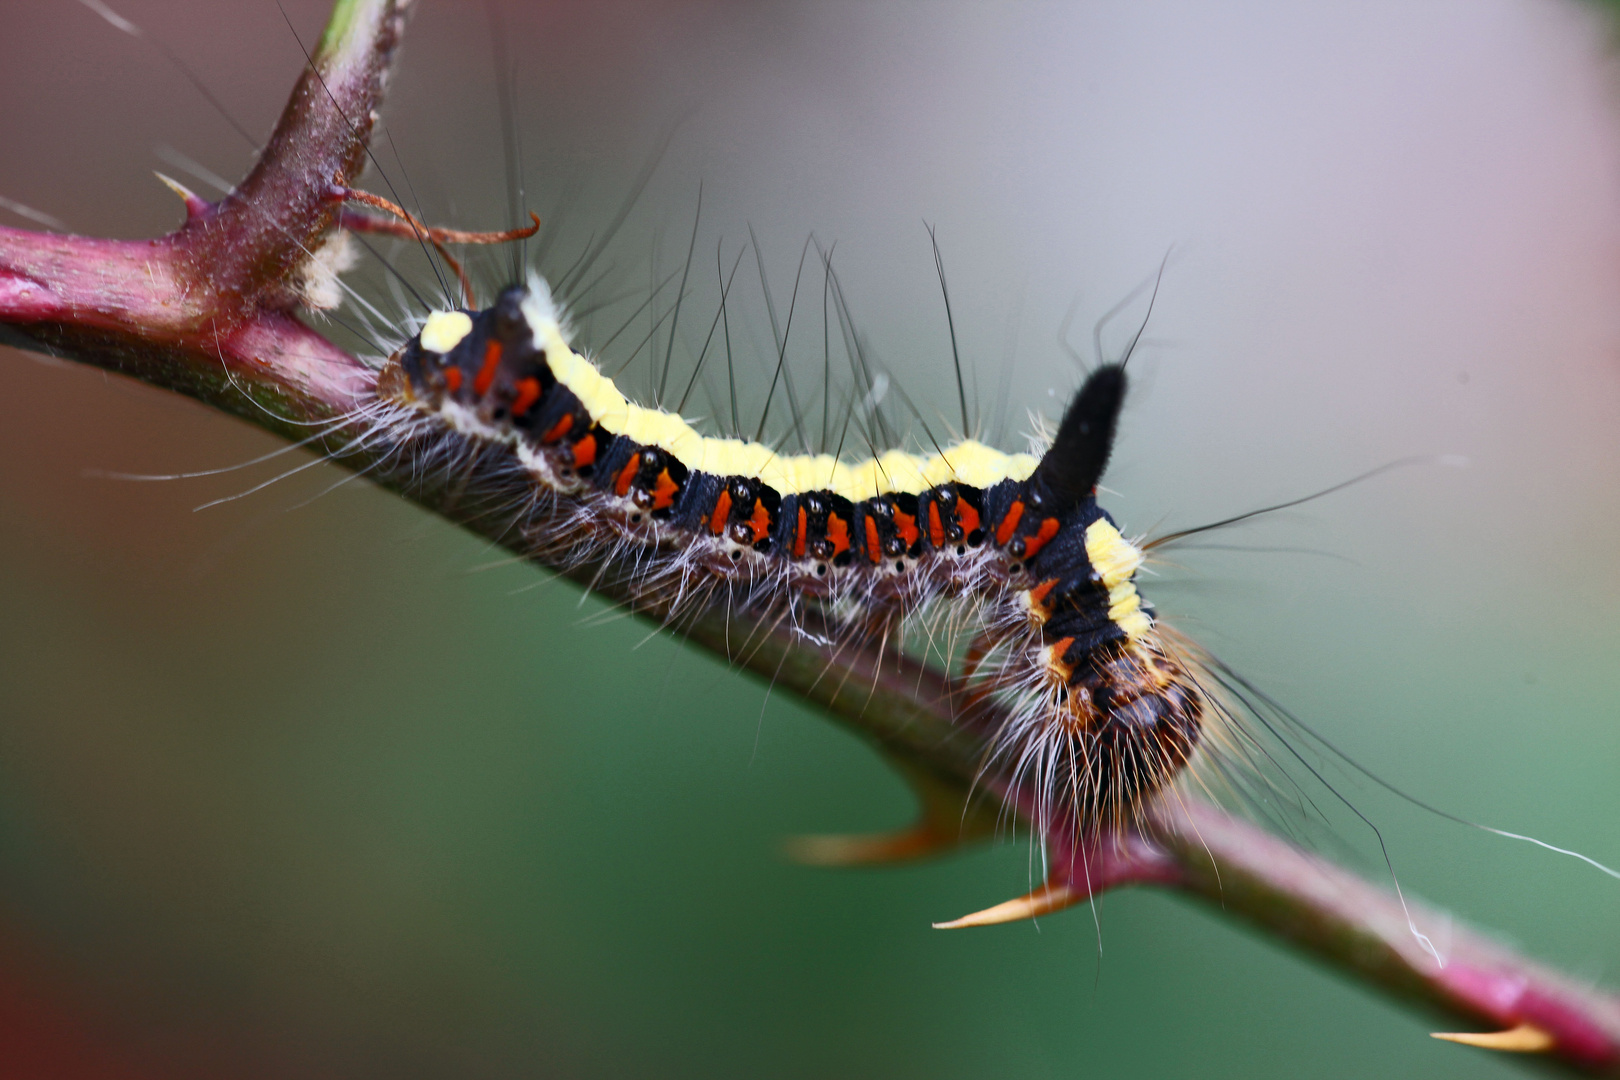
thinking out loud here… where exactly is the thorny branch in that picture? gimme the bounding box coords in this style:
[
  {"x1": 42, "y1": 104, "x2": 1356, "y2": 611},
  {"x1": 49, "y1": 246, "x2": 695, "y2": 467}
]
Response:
[{"x1": 0, "y1": 0, "x2": 1616, "y2": 1072}]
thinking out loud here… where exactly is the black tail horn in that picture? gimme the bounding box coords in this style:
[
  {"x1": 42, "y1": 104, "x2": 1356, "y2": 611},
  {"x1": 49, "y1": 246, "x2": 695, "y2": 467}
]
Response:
[{"x1": 1028, "y1": 365, "x2": 1126, "y2": 514}]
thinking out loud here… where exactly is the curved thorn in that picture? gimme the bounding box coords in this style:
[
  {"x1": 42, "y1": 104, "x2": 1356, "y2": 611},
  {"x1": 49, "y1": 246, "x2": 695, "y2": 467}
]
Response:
[
  {"x1": 788, "y1": 752, "x2": 996, "y2": 867},
  {"x1": 932, "y1": 882, "x2": 1084, "y2": 929},
  {"x1": 154, "y1": 172, "x2": 210, "y2": 221},
  {"x1": 785, "y1": 823, "x2": 957, "y2": 867},
  {"x1": 1430, "y1": 1023, "x2": 1555, "y2": 1053}
]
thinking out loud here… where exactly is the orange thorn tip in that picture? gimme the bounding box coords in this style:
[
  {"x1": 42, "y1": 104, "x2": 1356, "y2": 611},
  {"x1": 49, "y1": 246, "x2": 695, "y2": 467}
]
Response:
[
  {"x1": 153, "y1": 172, "x2": 209, "y2": 220},
  {"x1": 784, "y1": 824, "x2": 955, "y2": 867},
  {"x1": 932, "y1": 882, "x2": 1084, "y2": 929},
  {"x1": 1430, "y1": 1023, "x2": 1555, "y2": 1053}
]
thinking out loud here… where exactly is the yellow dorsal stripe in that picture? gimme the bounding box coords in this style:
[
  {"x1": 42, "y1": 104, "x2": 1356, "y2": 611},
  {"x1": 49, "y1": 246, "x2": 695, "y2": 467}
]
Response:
[
  {"x1": 515, "y1": 282, "x2": 1039, "y2": 501},
  {"x1": 1083, "y1": 519, "x2": 1152, "y2": 640}
]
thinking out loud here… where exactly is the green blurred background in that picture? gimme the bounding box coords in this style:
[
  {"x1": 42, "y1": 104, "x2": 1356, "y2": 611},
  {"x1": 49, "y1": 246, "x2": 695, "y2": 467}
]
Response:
[{"x1": 0, "y1": 1, "x2": 1618, "y2": 1076}]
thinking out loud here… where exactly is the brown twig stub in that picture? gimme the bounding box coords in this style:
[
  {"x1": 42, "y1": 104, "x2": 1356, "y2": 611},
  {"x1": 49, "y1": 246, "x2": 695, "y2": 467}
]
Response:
[
  {"x1": 340, "y1": 188, "x2": 541, "y2": 247},
  {"x1": 0, "y1": 1, "x2": 1617, "y2": 1072},
  {"x1": 338, "y1": 186, "x2": 540, "y2": 305}
]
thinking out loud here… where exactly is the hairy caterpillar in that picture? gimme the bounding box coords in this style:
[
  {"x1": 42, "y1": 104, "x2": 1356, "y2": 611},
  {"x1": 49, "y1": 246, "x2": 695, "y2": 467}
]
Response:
[
  {"x1": 375, "y1": 279, "x2": 1202, "y2": 840},
  {"x1": 3, "y1": 3, "x2": 1619, "y2": 1077}
]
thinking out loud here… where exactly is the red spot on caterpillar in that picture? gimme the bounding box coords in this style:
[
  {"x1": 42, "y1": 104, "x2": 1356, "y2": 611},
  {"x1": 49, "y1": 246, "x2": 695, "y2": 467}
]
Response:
[
  {"x1": 474, "y1": 339, "x2": 503, "y2": 397},
  {"x1": 1047, "y1": 636, "x2": 1076, "y2": 673},
  {"x1": 571, "y1": 433, "x2": 597, "y2": 468},
  {"x1": 541, "y1": 414, "x2": 573, "y2": 442},
  {"x1": 794, "y1": 505, "x2": 808, "y2": 558},
  {"x1": 747, "y1": 500, "x2": 772, "y2": 543},
  {"x1": 893, "y1": 509, "x2": 920, "y2": 550},
  {"x1": 709, "y1": 490, "x2": 733, "y2": 535},
  {"x1": 614, "y1": 454, "x2": 641, "y2": 497},
  {"x1": 995, "y1": 500, "x2": 1025, "y2": 546},
  {"x1": 928, "y1": 501, "x2": 946, "y2": 547},
  {"x1": 826, "y1": 513, "x2": 851, "y2": 557},
  {"x1": 651, "y1": 469, "x2": 680, "y2": 510},
  {"x1": 512, "y1": 377, "x2": 541, "y2": 417},
  {"x1": 442, "y1": 367, "x2": 463, "y2": 393},
  {"x1": 864, "y1": 516, "x2": 883, "y2": 563},
  {"x1": 956, "y1": 499, "x2": 981, "y2": 537},
  {"x1": 1027, "y1": 577, "x2": 1060, "y2": 609},
  {"x1": 1021, "y1": 517, "x2": 1061, "y2": 560}
]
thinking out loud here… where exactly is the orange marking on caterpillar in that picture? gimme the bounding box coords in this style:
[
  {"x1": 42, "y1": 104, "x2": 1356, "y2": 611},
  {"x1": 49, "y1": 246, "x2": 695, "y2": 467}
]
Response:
[
  {"x1": 826, "y1": 513, "x2": 851, "y2": 557},
  {"x1": 442, "y1": 367, "x2": 463, "y2": 393},
  {"x1": 747, "y1": 500, "x2": 772, "y2": 543},
  {"x1": 794, "y1": 505, "x2": 808, "y2": 558},
  {"x1": 865, "y1": 516, "x2": 883, "y2": 563},
  {"x1": 651, "y1": 469, "x2": 680, "y2": 510},
  {"x1": 995, "y1": 500, "x2": 1025, "y2": 546},
  {"x1": 1021, "y1": 517, "x2": 1062, "y2": 560},
  {"x1": 473, "y1": 339, "x2": 503, "y2": 397},
  {"x1": 956, "y1": 499, "x2": 981, "y2": 537},
  {"x1": 570, "y1": 433, "x2": 597, "y2": 468},
  {"x1": 512, "y1": 377, "x2": 541, "y2": 417},
  {"x1": 709, "y1": 490, "x2": 733, "y2": 535},
  {"x1": 541, "y1": 414, "x2": 573, "y2": 443},
  {"x1": 614, "y1": 454, "x2": 641, "y2": 498},
  {"x1": 928, "y1": 501, "x2": 946, "y2": 547},
  {"x1": 1027, "y1": 577, "x2": 1060, "y2": 608},
  {"x1": 1047, "y1": 636, "x2": 1076, "y2": 675},
  {"x1": 893, "y1": 509, "x2": 920, "y2": 549}
]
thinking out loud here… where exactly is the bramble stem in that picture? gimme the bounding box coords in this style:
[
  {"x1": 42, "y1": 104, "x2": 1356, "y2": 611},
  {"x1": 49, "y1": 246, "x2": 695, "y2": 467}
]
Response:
[{"x1": 0, "y1": 1, "x2": 1616, "y2": 1073}]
